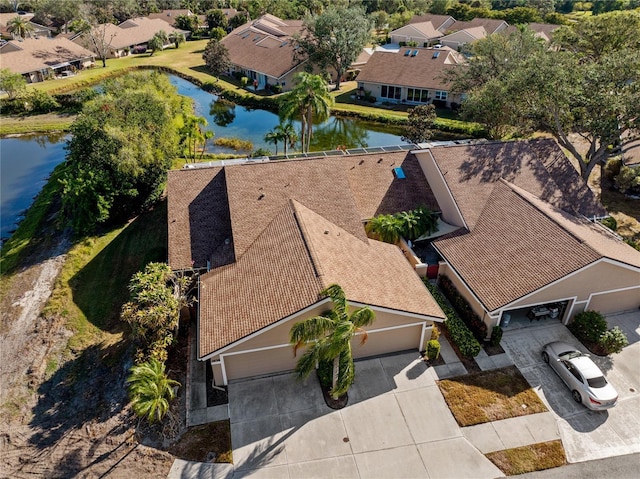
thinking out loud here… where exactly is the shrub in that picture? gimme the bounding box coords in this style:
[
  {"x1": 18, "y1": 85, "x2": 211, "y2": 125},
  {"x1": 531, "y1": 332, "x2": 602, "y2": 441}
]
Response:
[
  {"x1": 439, "y1": 276, "x2": 488, "y2": 341},
  {"x1": 240, "y1": 76, "x2": 249, "y2": 88},
  {"x1": 426, "y1": 340, "x2": 441, "y2": 361},
  {"x1": 598, "y1": 327, "x2": 628, "y2": 354},
  {"x1": 600, "y1": 217, "x2": 617, "y2": 231},
  {"x1": 424, "y1": 280, "x2": 481, "y2": 357},
  {"x1": 214, "y1": 137, "x2": 253, "y2": 151},
  {"x1": 615, "y1": 165, "x2": 640, "y2": 194},
  {"x1": 568, "y1": 311, "x2": 608, "y2": 343},
  {"x1": 430, "y1": 324, "x2": 440, "y2": 341},
  {"x1": 490, "y1": 326, "x2": 503, "y2": 347},
  {"x1": 603, "y1": 157, "x2": 622, "y2": 181}
]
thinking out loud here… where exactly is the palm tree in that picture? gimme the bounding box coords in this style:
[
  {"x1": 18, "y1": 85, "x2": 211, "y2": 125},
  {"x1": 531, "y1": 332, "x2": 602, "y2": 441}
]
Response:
[
  {"x1": 7, "y1": 16, "x2": 34, "y2": 39},
  {"x1": 279, "y1": 72, "x2": 333, "y2": 153},
  {"x1": 127, "y1": 358, "x2": 180, "y2": 424},
  {"x1": 290, "y1": 284, "x2": 375, "y2": 399},
  {"x1": 365, "y1": 214, "x2": 402, "y2": 244},
  {"x1": 264, "y1": 128, "x2": 281, "y2": 155},
  {"x1": 168, "y1": 31, "x2": 185, "y2": 49},
  {"x1": 276, "y1": 121, "x2": 298, "y2": 155},
  {"x1": 180, "y1": 115, "x2": 208, "y2": 161},
  {"x1": 199, "y1": 130, "x2": 214, "y2": 160},
  {"x1": 148, "y1": 31, "x2": 169, "y2": 56}
]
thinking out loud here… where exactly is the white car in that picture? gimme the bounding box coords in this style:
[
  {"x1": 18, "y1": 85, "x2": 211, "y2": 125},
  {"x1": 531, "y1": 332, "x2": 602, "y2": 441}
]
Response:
[{"x1": 542, "y1": 341, "x2": 618, "y2": 410}]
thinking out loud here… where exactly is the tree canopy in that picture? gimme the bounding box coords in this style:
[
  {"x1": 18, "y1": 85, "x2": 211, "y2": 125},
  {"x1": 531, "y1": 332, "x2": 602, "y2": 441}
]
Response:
[
  {"x1": 202, "y1": 39, "x2": 231, "y2": 80},
  {"x1": 401, "y1": 104, "x2": 436, "y2": 145},
  {"x1": 60, "y1": 72, "x2": 187, "y2": 233},
  {"x1": 0, "y1": 68, "x2": 26, "y2": 99},
  {"x1": 447, "y1": 14, "x2": 640, "y2": 181},
  {"x1": 294, "y1": 5, "x2": 372, "y2": 91}
]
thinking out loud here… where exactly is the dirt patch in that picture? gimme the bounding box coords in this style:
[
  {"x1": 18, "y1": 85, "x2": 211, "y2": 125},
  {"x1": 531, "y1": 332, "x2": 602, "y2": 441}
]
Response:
[
  {"x1": 169, "y1": 421, "x2": 232, "y2": 463},
  {"x1": 0, "y1": 229, "x2": 178, "y2": 477}
]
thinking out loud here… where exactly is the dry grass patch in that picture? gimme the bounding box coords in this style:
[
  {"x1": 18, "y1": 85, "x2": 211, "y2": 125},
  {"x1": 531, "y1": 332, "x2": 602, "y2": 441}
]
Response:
[
  {"x1": 170, "y1": 420, "x2": 233, "y2": 463},
  {"x1": 486, "y1": 440, "x2": 567, "y2": 476},
  {"x1": 437, "y1": 366, "x2": 547, "y2": 426}
]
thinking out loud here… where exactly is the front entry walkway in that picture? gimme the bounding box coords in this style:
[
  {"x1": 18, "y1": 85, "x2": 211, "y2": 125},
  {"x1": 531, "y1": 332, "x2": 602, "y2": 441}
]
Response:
[{"x1": 226, "y1": 352, "x2": 502, "y2": 479}]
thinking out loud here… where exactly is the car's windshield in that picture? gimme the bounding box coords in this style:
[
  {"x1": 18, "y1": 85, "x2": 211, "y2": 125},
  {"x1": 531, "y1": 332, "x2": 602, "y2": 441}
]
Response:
[
  {"x1": 587, "y1": 376, "x2": 608, "y2": 388},
  {"x1": 559, "y1": 350, "x2": 581, "y2": 359}
]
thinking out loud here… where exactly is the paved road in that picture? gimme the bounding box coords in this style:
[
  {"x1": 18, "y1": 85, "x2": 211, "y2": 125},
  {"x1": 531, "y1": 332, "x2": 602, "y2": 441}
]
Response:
[{"x1": 514, "y1": 452, "x2": 640, "y2": 478}]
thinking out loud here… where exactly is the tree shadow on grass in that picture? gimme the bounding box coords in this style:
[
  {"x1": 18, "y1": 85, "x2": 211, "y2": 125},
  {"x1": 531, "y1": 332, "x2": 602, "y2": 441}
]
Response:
[
  {"x1": 68, "y1": 200, "x2": 168, "y2": 332},
  {"x1": 24, "y1": 341, "x2": 135, "y2": 478}
]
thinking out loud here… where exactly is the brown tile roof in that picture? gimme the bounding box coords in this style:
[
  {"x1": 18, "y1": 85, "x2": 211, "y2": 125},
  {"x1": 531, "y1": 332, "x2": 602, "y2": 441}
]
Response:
[
  {"x1": 426, "y1": 138, "x2": 607, "y2": 230},
  {"x1": 167, "y1": 152, "x2": 437, "y2": 270},
  {"x1": 199, "y1": 198, "x2": 445, "y2": 357},
  {"x1": 445, "y1": 18, "x2": 507, "y2": 35},
  {"x1": 0, "y1": 36, "x2": 94, "y2": 74},
  {"x1": 434, "y1": 181, "x2": 602, "y2": 311},
  {"x1": 434, "y1": 180, "x2": 640, "y2": 311},
  {"x1": 527, "y1": 23, "x2": 561, "y2": 38},
  {"x1": 294, "y1": 201, "x2": 444, "y2": 319},
  {"x1": 167, "y1": 167, "x2": 234, "y2": 270},
  {"x1": 409, "y1": 14, "x2": 455, "y2": 32},
  {"x1": 75, "y1": 17, "x2": 182, "y2": 51},
  {"x1": 356, "y1": 47, "x2": 463, "y2": 91},
  {"x1": 147, "y1": 9, "x2": 194, "y2": 27},
  {"x1": 221, "y1": 14, "x2": 305, "y2": 79}
]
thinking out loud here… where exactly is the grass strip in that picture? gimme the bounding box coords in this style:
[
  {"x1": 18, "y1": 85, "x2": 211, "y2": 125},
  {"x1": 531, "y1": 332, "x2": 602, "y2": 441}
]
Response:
[
  {"x1": 0, "y1": 114, "x2": 75, "y2": 136},
  {"x1": 437, "y1": 365, "x2": 547, "y2": 426},
  {"x1": 486, "y1": 440, "x2": 567, "y2": 475}
]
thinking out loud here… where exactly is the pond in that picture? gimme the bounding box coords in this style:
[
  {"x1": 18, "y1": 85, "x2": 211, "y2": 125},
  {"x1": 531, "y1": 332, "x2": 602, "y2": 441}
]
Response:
[
  {"x1": 0, "y1": 133, "x2": 68, "y2": 243},
  {"x1": 168, "y1": 75, "x2": 406, "y2": 153},
  {"x1": 1, "y1": 74, "x2": 414, "y2": 243}
]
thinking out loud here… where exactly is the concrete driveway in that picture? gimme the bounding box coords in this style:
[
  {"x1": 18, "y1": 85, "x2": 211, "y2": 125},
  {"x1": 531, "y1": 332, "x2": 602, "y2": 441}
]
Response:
[
  {"x1": 500, "y1": 313, "x2": 640, "y2": 463},
  {"x1": 227, "y1": 352, "x2": 502, "y2": 479}
]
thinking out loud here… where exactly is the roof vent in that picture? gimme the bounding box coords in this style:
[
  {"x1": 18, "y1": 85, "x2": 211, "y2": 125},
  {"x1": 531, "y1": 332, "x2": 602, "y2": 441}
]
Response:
[
  {"x1": 393, "y1": 167, "x2": 406, "y2": 179},
  {"x1": 258, "y1": 193, "x2": 265, "y2": 200}
]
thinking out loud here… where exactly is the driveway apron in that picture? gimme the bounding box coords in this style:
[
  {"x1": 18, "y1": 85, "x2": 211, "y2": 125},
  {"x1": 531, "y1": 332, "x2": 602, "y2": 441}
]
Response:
[
  {"x1": 227, "y1": 352, "x2": 502, "y2": 478},
  {"x1": 500, "y1": 316, "x2": 640, "y2": 463}
]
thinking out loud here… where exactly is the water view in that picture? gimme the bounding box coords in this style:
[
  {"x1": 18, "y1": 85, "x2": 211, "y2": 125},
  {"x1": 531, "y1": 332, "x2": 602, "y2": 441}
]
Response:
[
  {"x1": 0, "y1": 134, "x2": 68, "y2": 242},
  {"x1": 1, "y1": 74, "x2": 408, "y2": 243}
]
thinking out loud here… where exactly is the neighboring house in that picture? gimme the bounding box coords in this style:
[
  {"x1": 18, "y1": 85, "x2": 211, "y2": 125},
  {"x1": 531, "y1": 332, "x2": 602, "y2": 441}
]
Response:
[
  {"x1": 0, "y1": 36, "x2": 95, "y2": 83},
  {"x1": 220, "y1": 13, "x2": 308, "y2": 91},
  {"x1": 527, "y1": 22, "x2": 561, "y2": 42},
  {"x1": 412, "y1": 139, "x2": 639, "y2": 334},
  {"x1": 438, "y1": 17, "x2": 509, "y2": 50},
  {"x1": 408, "y1": 14, "x2": 456, "y2": 32},
  {"x1": 390, "y1": 21, "x2": 444, "y2": 46},
  {"x1": 147, "y1": 9, "x2": 196, "y2": 27},
  {"x1": 167, "y1": 151, "x2": 446, "y2": 385},
  {"x1": 356, "y1": 46, "x2": 465, "y2": 108},
  {"x1": 73, "y1": 17, "x2": 186, "y2": 58}
]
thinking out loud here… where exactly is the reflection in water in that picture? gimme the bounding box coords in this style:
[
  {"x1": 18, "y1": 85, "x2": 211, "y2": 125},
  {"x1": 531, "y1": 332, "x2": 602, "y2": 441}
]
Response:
[
  {"x1": 209, "y1": 98, "x2": 236, "y2": 127},
  {"x1": 309, "y1": 117, "x2": 369, "y2": 151}
]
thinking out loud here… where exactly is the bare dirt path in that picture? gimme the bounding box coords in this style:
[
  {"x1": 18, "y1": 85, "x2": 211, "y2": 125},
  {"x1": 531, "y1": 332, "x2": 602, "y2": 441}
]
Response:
[{"x1": 0, "y1": 234, "x2": 174, "y2": 478}]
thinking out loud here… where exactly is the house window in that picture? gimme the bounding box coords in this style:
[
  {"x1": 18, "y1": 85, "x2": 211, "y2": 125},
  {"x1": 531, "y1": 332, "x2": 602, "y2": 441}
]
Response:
[
  {"x1": 435, "y1": 90, "x2": 448, "y2": 100},
  {"x1": 406, "y1": 88, "x2": 431, "y2": 103},
  {"x1": 381, "y1": 85, "x2": 401, "y2": 100}
]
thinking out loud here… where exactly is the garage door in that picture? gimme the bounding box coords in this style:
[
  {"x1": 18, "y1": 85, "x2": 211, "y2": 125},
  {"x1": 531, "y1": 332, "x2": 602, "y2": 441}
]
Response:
[
  {"x1": 589, "y1": 289, "x2": 640, "y2": 314},
  {"x1": 353, "y1": 324, "x2": 423, "y2": 359},
  {"x1": 223, "y1": 345, "x2": 297, "y2": 382}
]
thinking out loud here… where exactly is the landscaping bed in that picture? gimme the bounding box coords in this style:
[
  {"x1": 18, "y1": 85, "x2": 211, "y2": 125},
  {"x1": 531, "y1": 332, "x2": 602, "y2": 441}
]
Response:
[
  {"x1": 486, "y1": 440, "x2": 567, "y2": 476},
  {"x1": 437, "y1": 366, "x2": 547, "y2": 427},
  {"x1": 169, "y1": 420, "x2": 233, "y2": 463}
]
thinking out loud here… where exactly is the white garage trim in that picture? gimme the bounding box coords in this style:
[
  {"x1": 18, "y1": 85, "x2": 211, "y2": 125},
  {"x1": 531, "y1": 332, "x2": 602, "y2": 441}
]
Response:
[
  {"x1": 586, "y1": 284, "x2": 640, "y2": 311},
  {"x1": 215, "y1": 321, "x2": 427, "y2": 385},
  {"x1": 500, "y1": 296, "x2": 577, "y2": 325},
  {"x1": 349, "y1": 302, "x2": 444, "y2": 322}
]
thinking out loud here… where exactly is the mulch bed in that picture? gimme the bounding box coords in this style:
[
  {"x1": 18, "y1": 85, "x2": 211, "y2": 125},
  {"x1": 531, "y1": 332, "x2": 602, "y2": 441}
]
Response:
[
  {"x1": 320, "y1": 383, "x2": 348, "y2": 409},
  {"x1": 484, "y1": 342, "x2": 506, "y2": 356},
  {"x1": 169, "y1": 420, "x2": 233, "y2": 463},
  {"x1": 205, "y1": 363, "x2": 229, "y2": 407}
]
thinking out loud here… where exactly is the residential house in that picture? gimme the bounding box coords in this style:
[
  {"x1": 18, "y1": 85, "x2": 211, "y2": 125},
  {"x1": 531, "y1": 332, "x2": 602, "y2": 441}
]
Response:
[
  {"x1": 167, "y1": 151, "x2": 446, "y2": 385},
  {"x1": 73, "y1": 17, "x2": 186, "y2": 58},
  {"x1": 408, "y1": 14, "x2": 456, "y2": 32},
  {"x1": 0, "y1": 12, "x2": 53, "y2": 39},
  {"x1": 390, "y1": 21, "x2": 445, "y2": 47},
  {"x1": 413, "y1": 138, "x2": 639, "y2": 333},
  {"x1": 167, "y1": 138, "x2": 640, "y2": 384},
  {"x1": 527, "y1": 22, "x2": 561, "y2": 42},
  {"x1": 220, "y1": 13, "x2": 309, "y2": 91},
  {"x1": 0, "y1": 36, "x2": 95, "y2": 83},
  {"x1": 438, "y1": 17, "x2": 509, "y2": 50},
  {"x1": 355, "y1": 46, "x2": 465, "y2": 108}
]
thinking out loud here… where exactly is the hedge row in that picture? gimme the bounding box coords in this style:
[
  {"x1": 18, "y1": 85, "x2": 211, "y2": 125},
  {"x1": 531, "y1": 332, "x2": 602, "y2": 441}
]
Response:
[
  {"x1": 424, "y1": 280, "x2": 481, "y2": 358},
  {"x1": 439, "y1": 275, "x2": 488, "y2": 342}
]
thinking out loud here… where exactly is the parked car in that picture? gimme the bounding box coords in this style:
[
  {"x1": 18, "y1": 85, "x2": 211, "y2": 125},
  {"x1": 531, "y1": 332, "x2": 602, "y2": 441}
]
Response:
[{"x1": 542, "y1": 341, "x2": 618, "y2": 410}]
